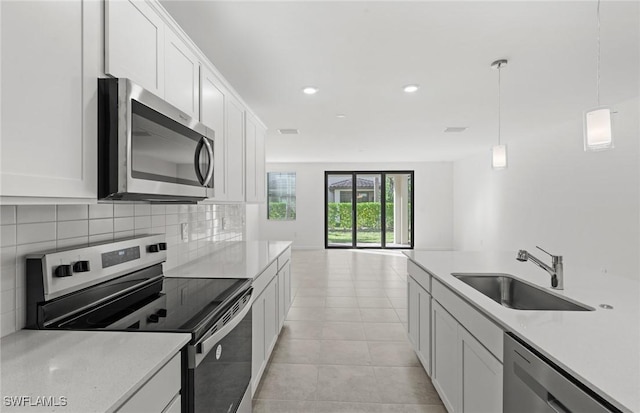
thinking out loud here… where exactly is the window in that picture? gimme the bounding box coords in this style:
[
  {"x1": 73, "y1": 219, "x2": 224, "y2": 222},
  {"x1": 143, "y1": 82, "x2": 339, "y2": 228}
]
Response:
[{"x1": 268, "y1": 172, "x2": 296, "y2": 220}]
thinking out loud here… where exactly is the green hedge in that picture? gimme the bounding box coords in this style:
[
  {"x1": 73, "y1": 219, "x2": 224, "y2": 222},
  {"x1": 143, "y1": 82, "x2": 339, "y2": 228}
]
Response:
[
  {"x1": 269, "y1": 202, "x2": 296, "y2": 220},
  {"x1": 328, "y1": 202, "x2": 396, "y2": 230}
]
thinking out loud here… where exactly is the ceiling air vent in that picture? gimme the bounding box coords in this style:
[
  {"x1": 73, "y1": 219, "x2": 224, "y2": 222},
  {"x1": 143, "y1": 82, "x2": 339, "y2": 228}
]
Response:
[
  {"x1": 277, "y1": 129, "x2": 299, "y2": 135},
  {"x1": 444, "y1": 127, "x2": 468, "y2": 133}
]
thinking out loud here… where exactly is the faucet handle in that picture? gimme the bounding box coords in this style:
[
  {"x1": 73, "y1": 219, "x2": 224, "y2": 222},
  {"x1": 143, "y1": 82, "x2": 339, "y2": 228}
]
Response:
[
  {"x1": 536, "y1": 246, "x2": 562, "y2": 263},
  {"x1": 535, "y1": 245, "x2": 555, "y2": 257}
]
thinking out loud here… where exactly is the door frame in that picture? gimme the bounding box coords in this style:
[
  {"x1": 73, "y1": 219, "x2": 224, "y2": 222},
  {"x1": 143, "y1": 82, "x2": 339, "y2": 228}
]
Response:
[{"x1": 324, "y1": 170, "x2": 414, "y2": 249}]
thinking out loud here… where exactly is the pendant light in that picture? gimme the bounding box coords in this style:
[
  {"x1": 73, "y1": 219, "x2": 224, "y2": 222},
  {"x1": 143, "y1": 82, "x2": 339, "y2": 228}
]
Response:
[
  {"x1": 491, "y1": 59, "x2": 508, "y2": 169},
  {"x1": 584, "y1": 0, "x2": 613, "y2": 151}
]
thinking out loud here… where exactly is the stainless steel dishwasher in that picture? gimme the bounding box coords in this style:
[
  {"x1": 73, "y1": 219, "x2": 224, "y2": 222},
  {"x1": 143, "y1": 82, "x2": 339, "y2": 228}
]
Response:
[{"x1": 504, "y1": 333, "x2": 620, "y2": 413}]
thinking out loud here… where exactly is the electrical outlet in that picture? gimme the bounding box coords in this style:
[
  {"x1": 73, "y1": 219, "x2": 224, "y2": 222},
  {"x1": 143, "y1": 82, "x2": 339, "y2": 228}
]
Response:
[{"x1": 181, "y1": 223, "x2": 189, "y2": 241}]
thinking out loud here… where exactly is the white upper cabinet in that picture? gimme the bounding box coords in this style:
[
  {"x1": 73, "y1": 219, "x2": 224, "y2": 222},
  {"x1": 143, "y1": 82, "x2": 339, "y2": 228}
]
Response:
[
  {"x1": 0, "y1": 0, "x2": 99, "y2": 200},
  {"x1": 200, "y1": 66, "x2": 227, "y2": 201},
  {"x1": 245, "y1": 113, "x2": 266, "y2": 203},
  {"x1": 164, "y1": 29, "x2": 200, "y2": 119},
  {"x1": 226, "y1": 96, "x2": 246, "y2": 202},
  {"x1": 105, "y1": 0, "x2": 164, "y2": 96}
]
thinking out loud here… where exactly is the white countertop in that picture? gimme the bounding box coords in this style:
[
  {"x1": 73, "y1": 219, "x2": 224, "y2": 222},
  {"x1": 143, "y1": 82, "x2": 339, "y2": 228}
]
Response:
[
  {"x1": 164, "y1": 240, "x2": 292, "y2": 279},
  {"x1": 0, "y1": 330, "x2": 190, "y2": 413},
  {"x1": 404, "y1": 250, "x2": 640, "y2": 413}
]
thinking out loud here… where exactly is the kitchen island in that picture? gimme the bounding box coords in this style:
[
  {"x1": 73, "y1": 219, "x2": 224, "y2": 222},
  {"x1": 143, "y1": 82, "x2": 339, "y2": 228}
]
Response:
[{"x1": 404, "y1": 250, "x2": 640, "y2": 413}]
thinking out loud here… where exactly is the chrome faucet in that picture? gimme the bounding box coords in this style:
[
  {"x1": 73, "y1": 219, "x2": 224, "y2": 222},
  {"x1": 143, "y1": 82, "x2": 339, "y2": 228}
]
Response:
[{"x1": 516, "y1": 246, "x2": 564, "y2": 290}]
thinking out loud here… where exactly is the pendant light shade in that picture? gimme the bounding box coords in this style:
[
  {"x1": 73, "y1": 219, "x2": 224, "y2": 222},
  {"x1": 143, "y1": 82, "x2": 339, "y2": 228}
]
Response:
[
  {"x1": 584, "y1": 107, "x2": 613, "y2": 151},
  {"x1": 584, "y1": 0, "x2": 612, "y2": 151},
  {"x1": 491, "y1": 59, "x2": 508, "y2": 170},
  {"x1": 492, "y1": 144, "x2": 508, "y2": 169}
]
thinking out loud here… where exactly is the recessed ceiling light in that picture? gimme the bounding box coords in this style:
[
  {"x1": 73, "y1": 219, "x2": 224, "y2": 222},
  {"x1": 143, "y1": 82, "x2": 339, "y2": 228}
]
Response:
[
  {"x1": 403, "y1": 84, "x2": 420, "y2": 93},
  {"x1": 302, "y1": 86, "x2": 319, "y2": 95},
  {"x1": 336, "y1": 114, "x2": 346, "y2": 118},
  {"x1": 277, "y1": 128, "x2": 299, "y2": 135}
]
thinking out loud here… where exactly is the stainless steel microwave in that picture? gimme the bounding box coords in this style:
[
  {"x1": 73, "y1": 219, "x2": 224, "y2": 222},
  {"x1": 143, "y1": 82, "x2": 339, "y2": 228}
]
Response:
[{"x1": 98, "y1": 78, "x2": 214, "y2": 202}]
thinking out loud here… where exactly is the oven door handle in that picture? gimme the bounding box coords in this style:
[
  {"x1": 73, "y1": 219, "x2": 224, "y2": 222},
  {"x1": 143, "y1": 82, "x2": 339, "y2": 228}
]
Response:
[{"x1": 195, "y1": 292, "x2": 253, "y2": 368}]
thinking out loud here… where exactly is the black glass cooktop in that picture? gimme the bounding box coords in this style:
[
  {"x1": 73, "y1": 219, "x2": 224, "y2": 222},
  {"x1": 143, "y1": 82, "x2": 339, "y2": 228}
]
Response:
[{"x1": 48, "y1": 274, "x2": 250, "y2": 341}]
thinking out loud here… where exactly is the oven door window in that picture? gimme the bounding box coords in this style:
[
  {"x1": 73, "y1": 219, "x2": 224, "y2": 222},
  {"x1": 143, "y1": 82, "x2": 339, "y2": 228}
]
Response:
[
  {"x1": 194, "y1": 308, "x2": 251, "y2": 413},
  {"x1": 131, "y1": 100, "x2": 213, "y2": 188}
]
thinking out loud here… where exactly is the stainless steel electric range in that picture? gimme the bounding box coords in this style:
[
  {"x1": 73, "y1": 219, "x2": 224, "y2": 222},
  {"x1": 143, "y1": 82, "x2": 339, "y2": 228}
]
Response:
[{"x1": 26, "y1": 234, "x2": 252, "y2": 413}]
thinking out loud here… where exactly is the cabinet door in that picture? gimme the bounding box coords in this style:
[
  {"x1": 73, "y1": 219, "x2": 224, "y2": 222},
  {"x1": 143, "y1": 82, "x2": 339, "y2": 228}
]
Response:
[
  {"x1": 459, "y1": 328, "x2": 503, "y2": 413},
  {"x1": 418, "y1": 288, "x2": 431, "y2": 376},
  {"x1": 225, "y1": 96, "x2": 245, "y2": 202},
  {"x1": 255, "y1": 124, "x2": 266, "y2": 203},
  {"x1": 245, "y1": 113, "x2": 266, "y2": 203},
  {"x1": 283, "y1": 262, "x2": 292, "y2": 314},
  {"x1": 245, "y1": 114, "x2": 258, "y2": 203},
  {"x1": 407, "y1": 277, "x2": 419, "y2": 348},
  {"x1": 1, "y1": 0, "x2": 98, "y2": 199},
  {"x1": 164, "y1": 29, "x2": 200, "y2": 119},
  {"x1": 200, "y1": 66, "x2": 226, "y2": 200},
  {"x1": 105, "y1": 0, "x2": 164, "y2": 96},
  {"x1": 432, "y1": 301, "x2": 460, "y2": 413},
  {"x1": 278, "y1": 268, "x2": 286, "y2": 331},
  {"x1": 251, "y1": 290, "x2": 265, "y2": 396},
  {"x1": 264, "y1": 277, "x2": 279, "y2": 356}
]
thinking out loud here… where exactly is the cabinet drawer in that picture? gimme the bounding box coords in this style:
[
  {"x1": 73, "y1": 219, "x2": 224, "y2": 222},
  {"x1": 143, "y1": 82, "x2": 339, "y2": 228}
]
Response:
[
  {"x1": 432, "y1": 279, "x2": 503, "y2": 361},
  {"x1": 277, "y1": 247, "x2": 291, "y2": 270},
  {"x1": 116, "y1": 352, "x2": 181, "y2": 413},
  {"x1": 407, "y1": 260, "x2": 430, "y2": 292},
  {"x1": 253, "y1": 261, "x2": 277, "y2": 297}
]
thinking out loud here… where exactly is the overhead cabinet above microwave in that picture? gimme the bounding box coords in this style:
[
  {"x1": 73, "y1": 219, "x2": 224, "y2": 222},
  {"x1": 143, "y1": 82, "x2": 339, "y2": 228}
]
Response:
[
  {"x1": 98, "y1": 78, "x2": 215, "y2": 202},
  {"x1": 1, "y1": 0, "x2": 266, "y2": 204}
]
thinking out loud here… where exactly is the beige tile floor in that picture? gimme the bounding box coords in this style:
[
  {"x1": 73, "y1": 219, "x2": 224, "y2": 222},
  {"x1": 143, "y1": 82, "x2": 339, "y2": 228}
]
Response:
[{"x1": 253, "y1": 249, "x2": 446, "y2": 413}]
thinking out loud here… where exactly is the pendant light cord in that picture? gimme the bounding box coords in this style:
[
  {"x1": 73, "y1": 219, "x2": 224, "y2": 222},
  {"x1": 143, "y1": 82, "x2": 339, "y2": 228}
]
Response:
[
  {"x1": 498, "y1": 62, "x2": 502, "y2": 146},
  {"x1": 596, "y1": 0, "x2": 601, "y2": 106}
]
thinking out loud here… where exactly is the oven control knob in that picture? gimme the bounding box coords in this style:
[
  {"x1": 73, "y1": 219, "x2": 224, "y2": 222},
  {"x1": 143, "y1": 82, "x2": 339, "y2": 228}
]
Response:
[
  {"x1": 147, "y1": 244, "x2": 160, "y2": 253},
  {"x1": 147, "y1": 314, "x2": 160, "y2": 323},
  {"x1": 158, "y1": 242, "x2": 167, "y2": 251},
  {"x1": 157, "y1": 309, "x2": 167, "y2": 317},
  {"x1": 73, "y1": 260, "x2": 90, "y2": 273},
  {"x1": 54, "y1": 265, "x2": 73, "y2": 277}
]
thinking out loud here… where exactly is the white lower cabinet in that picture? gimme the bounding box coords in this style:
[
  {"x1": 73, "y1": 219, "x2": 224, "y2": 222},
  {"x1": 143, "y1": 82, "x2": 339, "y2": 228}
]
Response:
[
  {"x1": 407, "y1": 260, "x2": 503, "y2": 413},
  {"x1": 431, "y1": 296, "x2": 503, "y2": 413},
  {"x1": 251, "y1": 251, "x2": 292, "y2": 396},
  {"x1": 407, "y1": 275, "x2": 431, "y2": 375},
  {"x1": 251, "y1": 288, "x2": 266, "y2": 394},
  {"x1": 263, "y1": 277, "x2": 279, "y2": 357},
  {"x1": 459, "y1": 327, "x2": 503, "y2": 413},
  {"x1": 432, "y1": 300, "x2": 461, "y2": 413},
  {"x1": 116, "y1": 352, "x2": 181, "y2": 413}
]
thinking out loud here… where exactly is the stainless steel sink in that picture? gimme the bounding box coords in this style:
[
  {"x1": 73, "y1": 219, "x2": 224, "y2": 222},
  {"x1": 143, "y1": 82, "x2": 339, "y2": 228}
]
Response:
[{"x1": 451, "y1": 273, "x2": 594, "y2": 311}]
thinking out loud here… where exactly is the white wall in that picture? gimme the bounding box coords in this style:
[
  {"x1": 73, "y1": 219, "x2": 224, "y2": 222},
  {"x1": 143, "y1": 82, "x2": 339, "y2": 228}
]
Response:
[
  {"x1": 453, "y1": 97, "x2": 639, "y2": 280},
  {"x1": 259, "y1": 162, "x2": 453, "y2": 250}
]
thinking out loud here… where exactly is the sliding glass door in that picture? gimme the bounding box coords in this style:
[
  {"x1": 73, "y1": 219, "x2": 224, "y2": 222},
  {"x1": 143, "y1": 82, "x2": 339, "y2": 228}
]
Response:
[{"x1": 325, "y1": 171, "x2": 413, "y2": 249}]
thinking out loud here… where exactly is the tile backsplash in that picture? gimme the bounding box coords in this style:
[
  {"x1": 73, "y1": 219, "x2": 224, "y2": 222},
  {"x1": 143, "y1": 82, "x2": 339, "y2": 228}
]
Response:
[{"x1": 0, "y1": 203, "x2": 245, "y2": 337}]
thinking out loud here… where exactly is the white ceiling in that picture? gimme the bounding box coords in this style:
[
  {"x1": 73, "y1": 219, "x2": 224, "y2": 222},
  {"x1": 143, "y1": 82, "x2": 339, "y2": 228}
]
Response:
[{"x1": 160, "y1": 1, "x2": 639, "y2": 163}]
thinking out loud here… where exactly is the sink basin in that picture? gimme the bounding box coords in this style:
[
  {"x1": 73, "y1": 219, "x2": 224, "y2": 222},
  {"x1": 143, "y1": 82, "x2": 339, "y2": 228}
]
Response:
[{"x1": 451, "y1": 273, "x2": 594, "y2": 311}]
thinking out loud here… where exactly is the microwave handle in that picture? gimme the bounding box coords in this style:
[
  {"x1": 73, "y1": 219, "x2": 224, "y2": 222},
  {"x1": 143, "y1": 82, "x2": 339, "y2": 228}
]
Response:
[{"x1": 194, "y1": 137, "x2": 214, "y2": 187}]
